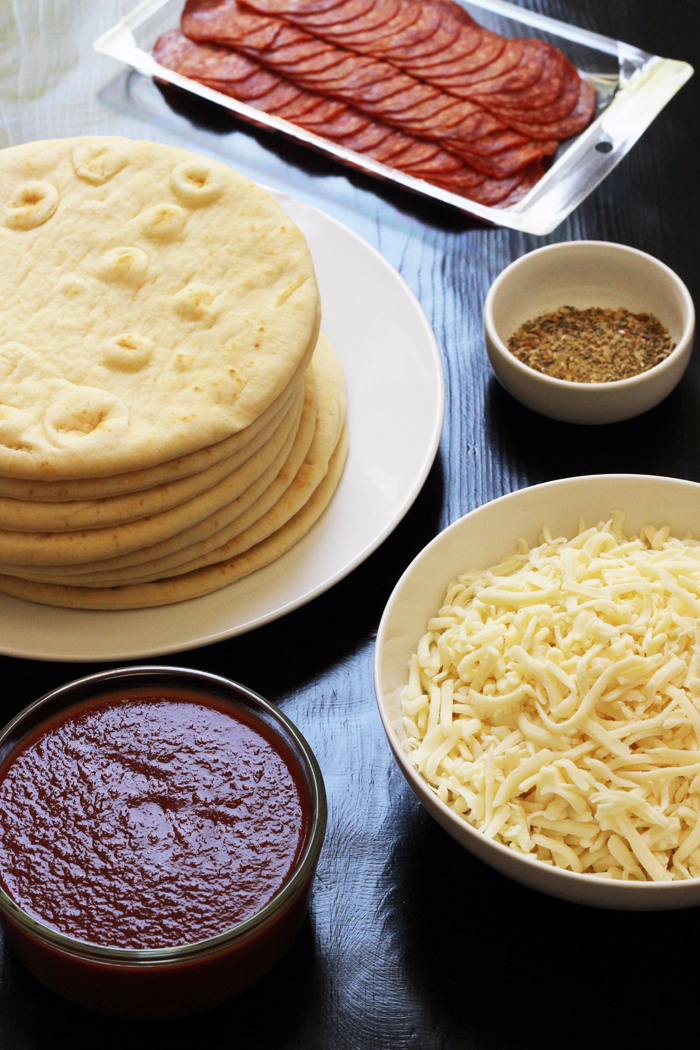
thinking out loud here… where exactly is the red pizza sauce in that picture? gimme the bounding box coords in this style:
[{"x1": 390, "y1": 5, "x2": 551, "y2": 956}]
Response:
[{"x1": 0, "y1": 691, "x2": 310, "y2": 950}]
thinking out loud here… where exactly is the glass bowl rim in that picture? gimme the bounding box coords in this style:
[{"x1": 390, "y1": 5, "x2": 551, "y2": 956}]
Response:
[{"x1": 0, "y1": 664, "x2": 327, "y2": 965}]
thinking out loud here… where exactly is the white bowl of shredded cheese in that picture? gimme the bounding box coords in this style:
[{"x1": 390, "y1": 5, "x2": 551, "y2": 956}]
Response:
[
  {"x1": 484, "y1": 241, "x2": 694, "y2": 425},
  {"x1": 375, "y1": 474, "x2": 700, "y2": 908}
]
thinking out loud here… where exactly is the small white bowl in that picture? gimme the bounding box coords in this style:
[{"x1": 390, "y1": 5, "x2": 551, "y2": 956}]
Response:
[
  {"x1": 375, "y1": 474, "x2": 700, "y2": 909},
  {"x1": 484, "y1": 241, "x2": 695, "y2": 425}
]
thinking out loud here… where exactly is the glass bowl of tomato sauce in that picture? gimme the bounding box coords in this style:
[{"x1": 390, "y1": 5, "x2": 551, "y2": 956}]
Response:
[{"x1": 0, "y1": 666, "x2": 326, "y2": 1017}]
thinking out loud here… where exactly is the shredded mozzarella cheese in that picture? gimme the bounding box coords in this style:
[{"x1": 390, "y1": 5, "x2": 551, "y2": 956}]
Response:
[{"x1": 401, "y1": 515, "x2": 700, "y2": 881}]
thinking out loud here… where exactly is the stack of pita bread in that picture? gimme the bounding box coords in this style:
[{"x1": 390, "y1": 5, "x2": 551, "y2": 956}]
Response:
[{"x1": 0, "y1": 137, "x2": 347, "y2": 609}]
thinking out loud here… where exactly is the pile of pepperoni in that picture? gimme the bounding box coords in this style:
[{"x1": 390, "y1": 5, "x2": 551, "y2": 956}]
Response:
[{"x1": 154, "y1": 0, "x2": 596, "y2": 208}]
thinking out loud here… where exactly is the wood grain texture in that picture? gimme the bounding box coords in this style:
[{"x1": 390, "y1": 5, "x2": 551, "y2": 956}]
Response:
[{"x1": 0, "y1": 0, "x2": 699, "y2": 1046}]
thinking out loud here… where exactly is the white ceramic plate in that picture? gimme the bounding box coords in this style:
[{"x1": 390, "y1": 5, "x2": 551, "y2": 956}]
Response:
[{"x1": 0, "y1": 190, "x2": 444, "y2": 663}]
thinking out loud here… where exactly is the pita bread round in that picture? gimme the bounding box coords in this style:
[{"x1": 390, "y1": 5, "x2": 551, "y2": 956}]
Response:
[
  {"x1": 0, "y1": 364, "x2": 304, "y2": 502},
  {"x1": 16, "y1": 366, "x2": 320, "y2": 582},
  {"x1": 21, "y1": 335, "x2": 345, "y2": 585},
  {"x1": 0, "y1": 373, "x2": 306, "y2": 566},
  {"x1": 0, "y1": 136, "x2": 320, "y2": 480},
  {"x1": 0, "y1": 424, "x2": 348, "y2": 609},
  {"x1": 0, "y1": 384, "x2": 305, "y2": 531}
]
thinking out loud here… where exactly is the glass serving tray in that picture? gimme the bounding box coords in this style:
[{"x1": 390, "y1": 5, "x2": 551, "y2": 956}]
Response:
[{"x1": 94, "y1": 0, "x2": 693, "y2": 234}]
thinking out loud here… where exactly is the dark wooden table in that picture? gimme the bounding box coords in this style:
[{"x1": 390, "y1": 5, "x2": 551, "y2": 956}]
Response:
[{"x1": 1, "y1": 2, "x2": 699, "y2": 1046}]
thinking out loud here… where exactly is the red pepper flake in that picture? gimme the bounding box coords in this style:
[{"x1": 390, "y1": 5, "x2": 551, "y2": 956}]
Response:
[{"x1": 507, "y1": 306, "x2": 675, "y2": 383}]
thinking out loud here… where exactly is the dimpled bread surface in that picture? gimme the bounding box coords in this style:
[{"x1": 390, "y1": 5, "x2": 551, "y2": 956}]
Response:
[
  {"x1": 0, "y1": 340, "x2": 349, "y2": 607},
  {"x1": 8, "y1": 335, "x2": 341, "y2": 584},
  {"x1": 0, "y1": 137, "x2": 320, "y2": 480}
]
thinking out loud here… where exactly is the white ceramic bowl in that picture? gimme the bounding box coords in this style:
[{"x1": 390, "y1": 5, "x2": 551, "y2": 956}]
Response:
[
  {"x1": 375, "y1": 474, "x2": 700, "y2": 909},
  {"x1": 484, "y1": 242, "x2": 695, "y2": 425}
]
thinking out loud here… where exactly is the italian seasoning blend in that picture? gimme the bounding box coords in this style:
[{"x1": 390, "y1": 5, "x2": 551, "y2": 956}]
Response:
[{"x1": 507, "y1": 306, "x2": 675, "y2": 383}]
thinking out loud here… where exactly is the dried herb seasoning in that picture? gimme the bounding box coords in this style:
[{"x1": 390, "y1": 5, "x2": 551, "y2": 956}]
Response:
[{"x1": 507, "y1": 306, "x2": 675, "y2": 383}]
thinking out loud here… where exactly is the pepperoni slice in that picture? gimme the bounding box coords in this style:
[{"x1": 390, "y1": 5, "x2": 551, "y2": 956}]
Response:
[
  {"x1": 273, "y1": 88, "x2": 338, "y2": 116},
  {"x1": 308, "y1": 2, "x2": 409, "y2": 32},
  {"x1": 429, "y1": 0, "x2": 480, "y2": 28},
  {"x1": 353, "y1": 1, "x2": 425, "y2": 45},
  {"x1": 183, "y1": 0, "x2": 524, "y2": 157},
  {"x1": 344, "y1": 124, "x2": 403, "y2": 153},
  {"x1": 460, "y1": 127, "x2": 529, "y2": 155},
  {"x1": 154, "y1": 27, "x2": 254, "y2": 78},
  {"x1": 473, "y1": 45, "x2": 567, "y2": 110},
  {"x1": 463, "y1": 38, "x2": 548, "y2": 96},
  {"x1": 372, "y1": 87, "x2": 457, "y2": 117},
  {"x1": 272, "y1": 48, "x2": 345, "y2": 76},
  {"x1": 184, "y1": 0, "x2": 283, "y2": 49},
  {"x1": 397, "y1": 140, "x2": 472, "y2": 173},
  {"x1": 459, "y1": 138, "x2": 556, "y2": 177},
  {"x1": 246, "y1": 0, "x2": 439, "y2": 49},
  {"x1": 233, "y1": 68, "x2": 297, "y2": 99},
  {"x1": 242, "y1": 0, "x2": 348, "y2": 12},
  {"x1": 385, "y1": 15, "x2": 471, "y2": 63},
  {"x1": 301, "y1": 0, "x2": 379, "y2": 26},
  {"x1": 469, "y1": 171, "x2": 526, "y2": 206},
  {"x1": 320, "y1": 0, "x2": 404, "y2": 36},
  {"x1": 436, "y1": 104, "x2": 512, "y2": 142},
  {"x1": 384, "y1": 7, "x2": 466, "y2": 55},
  {"x1": 389, "y1": 28, "x2": 491, "y2": 72},
  {"x1": 396, "y1": 138, "x2": 445, "y2": 163},
  {"x1": 300, "y1": 106, "x2": 372, "y2": 135},
  {"x1": 154, "y1": 29, "x2": 532, "y2": 204},
  {"x1": 349, "y1": 15, "x2": 462, "y2": 60},
  {"x1": 497, "y1": 79, "x2": 596, "y2": 140},
  {"x1": 484, "y1": 72, "x2": 579, "y2": 129},
  {"x1": 492, "y1": 161, "x2": 543, "y2": 207},
  {"x1": 378, "y1": 134, "x2": 441, "y2": 164},
  {"x1": 256, "y1": 26, "x2": 337, "y2": 65},
  {"x1": 241, "y1": 0, "x2": 541, "y2": 112},
  {"x1": 175, "y1": 1, "x2": 596, "y2": 201},
  {"x1": 401, "y1": 149, "x2": 486, "y2": 188},
  {"x1": 419, "y1": 35, "x2": 518, "y2": 86},
  {"x1": 244, "y1": 0, "x2": 482, "y2": 64},
  {"x1": 303, "y1": 60, "x2": 416, "y2": 98}
]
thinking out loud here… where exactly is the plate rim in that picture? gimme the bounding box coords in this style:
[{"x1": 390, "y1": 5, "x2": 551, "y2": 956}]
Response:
[{"x1": 0, "y1": 190, "x2": 445, "y2": 663}]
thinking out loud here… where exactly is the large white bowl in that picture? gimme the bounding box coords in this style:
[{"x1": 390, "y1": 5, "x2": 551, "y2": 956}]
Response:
[
  {"x1": 374, "y1": 474, "x2": 700, "y2": 909},
  {"x1": 484, "y1": 242, "x2": 695, "y2": 425}
]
